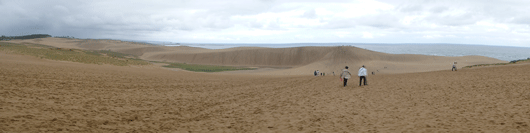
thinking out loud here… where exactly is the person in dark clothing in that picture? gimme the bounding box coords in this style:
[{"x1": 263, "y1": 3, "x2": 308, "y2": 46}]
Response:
[{"x1": 452, "y1": 62, "x2": 457, "y2": 71}]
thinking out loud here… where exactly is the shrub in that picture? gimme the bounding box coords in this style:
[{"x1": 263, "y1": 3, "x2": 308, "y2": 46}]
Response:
[{"x1": 161, "y1": 62, "x2": 256, "y2": 72}]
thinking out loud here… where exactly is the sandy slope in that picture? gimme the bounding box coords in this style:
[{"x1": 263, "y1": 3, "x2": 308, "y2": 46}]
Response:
[
  {"x1": 6, "y1": 38, "x2": 505, "y2": 75},
  {"x1": 1, "y1": 52, "x2": 529, "y2": 132}
]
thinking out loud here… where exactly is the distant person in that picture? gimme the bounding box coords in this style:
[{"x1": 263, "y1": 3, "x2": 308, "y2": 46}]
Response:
[
  {"x1": 452, "y1": 62, "x2": 457, "y2": 71},
  {"x1": 340, "y1": 66, "x2": 352, "y2": 87},
  {"x1": 358, "y1": 65, "x2": 368, "y2": 86},
  {"x1": 317, "y1": 70, "x2": 320, "y2": 76},
  {"x1": 314, "y1": 70, "x2": 317, "y2": 76},
  {"x1": 333, "y1": 72, "x2": 335, "y2": 76}
]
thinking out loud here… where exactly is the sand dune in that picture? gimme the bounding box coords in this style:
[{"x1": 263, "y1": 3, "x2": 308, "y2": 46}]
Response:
[
  {"x1": 0, "y1": 39, "x2": 526, "y2": 132},
  {"x1": 1, "y1": 52, "x2": 529, "y2": 132},
  {"x1": 6, "y1": 38, "x2": 506, "y2": 75},
  {"x1": 144, "y1": 46, "x2": 503, "y2": 75}
]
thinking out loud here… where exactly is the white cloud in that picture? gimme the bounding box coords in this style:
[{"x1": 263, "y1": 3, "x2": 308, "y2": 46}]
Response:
[
  {"x1": 0, "y1": 0, "x2": 529, "y2": 47},
  {"x1": 362, "y1": 32, "x2": 373, "y2": 38}
]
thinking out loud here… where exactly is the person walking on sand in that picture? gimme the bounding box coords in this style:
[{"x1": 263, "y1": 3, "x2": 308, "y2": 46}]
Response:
[
  {"x1": 314, "y1": 70, "x2": 317, "y2": 76},
  {"x1": 358, "y1": 65, "x2": 367, "y2": 86},
  {"x1": 340, "y1": 66, "x2": 352, "y2": 87},
  {"x1": 452, "y1": 62, "x2": 457, "y2": 71}
]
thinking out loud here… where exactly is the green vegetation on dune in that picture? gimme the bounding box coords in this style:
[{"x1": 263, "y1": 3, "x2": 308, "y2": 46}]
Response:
[
  {"x1": 0, "y1": 42, "x2": 149, "y2": 66},
  {"x1": 1, "y1": 34, "x2": 52, "y2": 40},
  {"x1": 96, "y1": 49, "x2": 138, "y2": 58},
  {"x1": 0, "y1": 42, "x2": 255, "y2": 71},
  {"x1": 159, "y1": 62, "x2": 256, "y2": 72},
  {"x1": 463, "y1": 58, "x2": 530, "y2": 68}
]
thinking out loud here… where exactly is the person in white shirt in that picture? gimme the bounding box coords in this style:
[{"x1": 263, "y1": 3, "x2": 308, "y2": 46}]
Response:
[
  {"x1": 340, "y1": 66, "x2": 352, "y2": 87},
  {"x1": 358, "y1": 65, "x2": 368, "y2": 86}
]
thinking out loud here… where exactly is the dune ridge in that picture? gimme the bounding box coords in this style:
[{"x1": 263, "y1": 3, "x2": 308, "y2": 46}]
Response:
[{"x1": 6, "y1": 37, "x2": 506, "y2": 75}]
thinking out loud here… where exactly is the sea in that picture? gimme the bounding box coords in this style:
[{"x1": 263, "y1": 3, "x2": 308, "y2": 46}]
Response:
[{"x1": 154, "y1": 42, "x2": 530, "y2": 61}]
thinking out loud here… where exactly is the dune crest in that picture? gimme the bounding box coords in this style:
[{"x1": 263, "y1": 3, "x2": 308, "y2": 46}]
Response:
[{"x1": 7, "y1": 37, "x2": 506, "y2": 75}]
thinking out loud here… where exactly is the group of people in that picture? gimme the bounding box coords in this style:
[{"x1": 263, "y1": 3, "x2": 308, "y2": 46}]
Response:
[
  {"x1": 313, "y1": 70, "x2": 327, "y2": 76},
  {"x1": 318, "y1": 62, "x2": 457, "y2": 87},
  {"x1": 339, "y1": 65, "x2": 368, "y2": 87}
]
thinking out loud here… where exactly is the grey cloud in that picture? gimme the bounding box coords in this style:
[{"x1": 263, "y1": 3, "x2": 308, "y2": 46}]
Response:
[
  {"x1": 1, "y1": 0, "x2": 529, "y2": 46},
  {"x1": 264, "y1": 19, "x2": 284, "y2": 30},
  {"x1": 247, "y1": 20, "x2": 264, "y2": 29},
  {"x1": 320, "y1": 13, "x2": 402, "y2": 30},
  {"x1": 302, "y1": 9, "x2": 317, "y2": 19},
  {"x1": 426, "y1": 13, "x2": 482, "y2": 26},
  {"x1": 0, "y1": 0, "x2": 386, "y2": 37},
  {"x1": 393, "y1": 0, "x2": 530, "y2": 26},
  {"x1": 355, "y1": 14, "x2": 401, "y2": 28},
  {"x1": 429, "y1": 6, "x2": 448, "y2": 13},
  {"x1": 194, "y1": 0, "x2": 275, "y2": 17},
  {"x1": 398, "y1": 5, "x2": 423, "y2": 13},
  {"x1": 201, "y1": 16, "x2": 234, "y2": 30},
  {"x1": 1, "y1": 0, "x2": 247, "y2": 37},
  {"x1": 511, "y1": 16, "x2": 530, "y2": 25}
]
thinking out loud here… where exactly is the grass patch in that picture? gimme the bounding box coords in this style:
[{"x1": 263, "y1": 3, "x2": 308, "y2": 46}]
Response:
[
  {"x1": 0, "y1": 42, "x2": 149, "y2": 66},
  {"x1": 161, "y1": 62, "x2": 256, "y2": 72},
  {"x1": 463, "y1": 58, "x2": 530, "y2": 68},
  {"x1": 96, "y1": 49, "x2": 138, "y2": 58}
]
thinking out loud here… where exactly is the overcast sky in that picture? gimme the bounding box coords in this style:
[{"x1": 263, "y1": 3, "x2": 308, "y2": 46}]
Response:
[{"x1": 1, "y1": 0, "x2": 529, "y2": 47}]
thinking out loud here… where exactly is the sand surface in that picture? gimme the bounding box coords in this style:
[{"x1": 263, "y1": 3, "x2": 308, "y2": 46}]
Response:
[
  {"x1": 1, "y1": 52, "x2": 529, "y2": 132},
  {"x1": 6, "y1": 38, "x2": 506, "y2": 75}
]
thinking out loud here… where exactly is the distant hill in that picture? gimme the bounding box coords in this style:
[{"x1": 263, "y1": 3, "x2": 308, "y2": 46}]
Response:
[
  {"x1": 5, "y1": 37, "x2": 507, "y2": 75},
  {"x1": 1, "y1": 34, "x2": 52, "y2": 40}
]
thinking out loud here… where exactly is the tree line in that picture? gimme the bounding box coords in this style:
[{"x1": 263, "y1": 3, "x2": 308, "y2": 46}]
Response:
[{"x1": 0, "y1": 34, "x2": 52, "y2": 40}]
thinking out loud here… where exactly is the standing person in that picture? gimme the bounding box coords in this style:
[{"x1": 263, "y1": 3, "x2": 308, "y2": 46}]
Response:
[
  {"x1": 316, "y1": 70, "x2": 320, "y2": 76},
  {"x1": 340, "y1": 66, "x2": 352, "y2": 87},
  {"x1": 314, "y1": 70, "x2": 317, "y2": 76},
  {"x1": 358, "y1": 65, "x2": 368, "y2": 86},
  {"x1": 452, "y1": 62, "x2": 457, "y2": 71}
]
